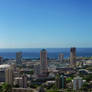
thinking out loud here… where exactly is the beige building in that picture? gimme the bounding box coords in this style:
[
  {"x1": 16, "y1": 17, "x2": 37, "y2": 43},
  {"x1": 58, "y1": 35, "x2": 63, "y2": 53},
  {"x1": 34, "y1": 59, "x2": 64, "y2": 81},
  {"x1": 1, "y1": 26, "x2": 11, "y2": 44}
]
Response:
[
  {"x1": 0, "y1": 64, "x2": 13, "y2": 85},
  {"x1": 40, "y1": 49, "x2": 48, "y2": 77},
  {"x1": 5, "y1": 67, "x2": 13, "y2": 85}
]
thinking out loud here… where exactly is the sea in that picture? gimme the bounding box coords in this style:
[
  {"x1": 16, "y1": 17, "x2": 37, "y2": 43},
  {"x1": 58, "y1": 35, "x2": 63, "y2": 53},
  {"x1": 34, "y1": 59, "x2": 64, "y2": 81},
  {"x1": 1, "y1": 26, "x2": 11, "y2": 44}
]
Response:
[{"x1": 0, "y1": 48, "x2": 92, "y2": 59}]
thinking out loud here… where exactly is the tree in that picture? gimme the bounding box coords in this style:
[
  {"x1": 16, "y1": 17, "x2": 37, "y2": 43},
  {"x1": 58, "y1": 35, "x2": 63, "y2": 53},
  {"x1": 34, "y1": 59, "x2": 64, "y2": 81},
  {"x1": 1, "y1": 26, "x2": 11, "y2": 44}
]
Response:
[{"x1": 1, "y1": 83, "x2": 12, "y2": 92}]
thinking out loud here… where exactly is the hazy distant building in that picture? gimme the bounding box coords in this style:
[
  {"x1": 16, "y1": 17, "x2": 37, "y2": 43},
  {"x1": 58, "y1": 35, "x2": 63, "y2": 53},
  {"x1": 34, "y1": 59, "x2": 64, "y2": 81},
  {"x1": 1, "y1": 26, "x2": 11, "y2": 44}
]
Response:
[
  {"x1": 0, "y1": 56, "x2": 3, "y2": 65},
  {"x1": 58, "y1": 54, "x2": 64, "y2": 63},
  {"x1": 73, "y1": 76, "x2": 83, "y2": 90},
  {"x1": 70, "y1": 47, "x2": 76, "y2": 66},
  {"x1": 56, "y1": 74, "x2": 66, "y2": 89},
  {"x1": 40, "y1": 49, "x2": 48, "y2": 77},
  {"x1": 16, "y1": 52, "x2": 22, "y2": 65}
]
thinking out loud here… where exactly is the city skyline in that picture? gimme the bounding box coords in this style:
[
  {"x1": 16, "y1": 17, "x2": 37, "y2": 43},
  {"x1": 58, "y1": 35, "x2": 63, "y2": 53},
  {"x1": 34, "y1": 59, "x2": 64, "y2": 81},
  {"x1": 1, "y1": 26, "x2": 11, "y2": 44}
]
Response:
[{"x1": 0, "y1": 0, "x2": 92, "y2": 48}]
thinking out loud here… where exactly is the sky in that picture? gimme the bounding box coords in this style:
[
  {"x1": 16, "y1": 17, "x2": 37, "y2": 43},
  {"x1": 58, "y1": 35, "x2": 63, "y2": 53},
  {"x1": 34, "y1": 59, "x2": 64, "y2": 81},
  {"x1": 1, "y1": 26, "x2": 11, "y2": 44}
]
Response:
[{"x1": 0, "y1": 0, "x2": 92, "y2": 48}]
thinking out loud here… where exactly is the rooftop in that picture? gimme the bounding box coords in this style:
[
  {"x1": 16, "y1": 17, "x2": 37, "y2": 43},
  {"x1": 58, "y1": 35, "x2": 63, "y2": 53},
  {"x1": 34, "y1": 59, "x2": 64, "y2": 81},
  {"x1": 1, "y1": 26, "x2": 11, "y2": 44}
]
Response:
[{"x1": 0, "y1": 64, "x2": 10, "y2": 69}]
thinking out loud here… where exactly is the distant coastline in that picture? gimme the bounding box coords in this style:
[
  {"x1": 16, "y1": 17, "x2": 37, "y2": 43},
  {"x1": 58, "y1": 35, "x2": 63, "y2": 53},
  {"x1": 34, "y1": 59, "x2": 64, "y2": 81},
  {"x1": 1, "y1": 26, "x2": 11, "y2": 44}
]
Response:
[{"x1": 0, "y1": 48, "x2": 92, "y2": 59}]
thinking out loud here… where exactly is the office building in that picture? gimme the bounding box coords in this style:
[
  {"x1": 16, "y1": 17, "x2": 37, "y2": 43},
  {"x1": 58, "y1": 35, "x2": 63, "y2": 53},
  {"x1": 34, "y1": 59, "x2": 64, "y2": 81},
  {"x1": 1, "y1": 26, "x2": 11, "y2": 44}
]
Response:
[
  {"x1": 70, "y1": 47, "x2": 76, "y2": 66},
  {"x1": 58, "y1": 54, "x2": 64, "y2": 63},
  {"x1": 73, "y1": 76, "x2": 83, "y2": 90},
  {"x1": 40, "y1": 49, "x2": 48, "y2": 77},
  {"x1": 16, "y1": 52, "x2": 22, "y2": 65},
  {"x1": 0, "y1": 56, "x2": 3, "y2": 65},
  {"x1": 56, "y1": 74, "x2": 66, "y2": 89}
]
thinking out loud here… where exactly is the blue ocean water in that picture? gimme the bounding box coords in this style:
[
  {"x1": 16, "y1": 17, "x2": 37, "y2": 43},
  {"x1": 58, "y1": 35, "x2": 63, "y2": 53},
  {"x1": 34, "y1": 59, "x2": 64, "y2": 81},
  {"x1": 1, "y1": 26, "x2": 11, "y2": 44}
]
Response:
[{"x1": 0, "y1": 48, "x2": 92, "y2": 59}]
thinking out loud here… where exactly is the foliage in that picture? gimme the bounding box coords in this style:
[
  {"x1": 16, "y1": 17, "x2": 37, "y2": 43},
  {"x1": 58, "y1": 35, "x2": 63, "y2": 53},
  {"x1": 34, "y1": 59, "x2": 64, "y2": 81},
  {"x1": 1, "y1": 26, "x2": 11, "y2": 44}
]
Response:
[
  {"x1": 66, "y1": 77, "x2": 72, "y2": 83},
  {"x1": 46, "y1": 89, "x2": 58, "y2": 92},
  {"x1": 83, "y1": 74, "x2": 92, "y2": 82},
  {"x1": 30, "y1": 84, "x2": 40, "y2": 88},
  {"x1": 0, "y1": 83, "x2": 12, "y2": 92}
]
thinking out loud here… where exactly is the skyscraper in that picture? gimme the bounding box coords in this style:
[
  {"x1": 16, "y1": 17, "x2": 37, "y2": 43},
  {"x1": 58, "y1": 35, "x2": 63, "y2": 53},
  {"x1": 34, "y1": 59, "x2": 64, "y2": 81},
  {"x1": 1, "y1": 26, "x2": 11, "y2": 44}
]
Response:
[
  {"x1": 0, "y1": 56, "x2": 3, "y2": 65},
  {"x1": 58, "y1": 54, "x2": 64, "y2": 63},
  {"x1": 70, "y1": 47, "x2": 76, "y2": 67},
  {"x1": 5, "y1": 67, "x2": 13, "y2": 85},
  {"x1": 16, "y1": 52, "x2": 22, "y2": 65},
  {"x1": 40, "y1": 49, "x2": 48, "y2": 77}
]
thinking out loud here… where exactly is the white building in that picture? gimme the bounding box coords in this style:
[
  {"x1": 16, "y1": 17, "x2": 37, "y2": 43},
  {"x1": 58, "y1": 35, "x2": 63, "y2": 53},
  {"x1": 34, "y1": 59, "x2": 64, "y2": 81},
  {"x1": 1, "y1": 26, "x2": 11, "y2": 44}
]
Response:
[{"x1": 73, "y1": 76, "x2": 83, "y2": 90}]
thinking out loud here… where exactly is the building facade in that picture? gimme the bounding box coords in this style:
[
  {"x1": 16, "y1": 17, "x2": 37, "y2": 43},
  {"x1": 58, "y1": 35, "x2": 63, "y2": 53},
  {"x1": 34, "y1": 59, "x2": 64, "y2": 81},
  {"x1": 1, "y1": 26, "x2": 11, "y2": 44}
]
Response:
[
  {"x1": 73, "y1": 76, "x2": 83, "y2": 90},
  {"x1": 5, "y1": 67, "x2": 13, "y2": 85},
  {"x1": 56, "y1": 74, "x2": 66, "y2": 89}
]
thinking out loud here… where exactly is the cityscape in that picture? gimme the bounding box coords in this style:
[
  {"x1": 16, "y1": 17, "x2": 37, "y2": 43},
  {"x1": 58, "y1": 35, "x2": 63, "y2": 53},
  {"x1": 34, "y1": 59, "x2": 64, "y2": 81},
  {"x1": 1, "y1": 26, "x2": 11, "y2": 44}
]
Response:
[
  {"x1": 0, "y1": 0, "x2": 92, "y2": 92},
  {"x1": 0, "y1": 47, "x2": 92, "y2": 92}
]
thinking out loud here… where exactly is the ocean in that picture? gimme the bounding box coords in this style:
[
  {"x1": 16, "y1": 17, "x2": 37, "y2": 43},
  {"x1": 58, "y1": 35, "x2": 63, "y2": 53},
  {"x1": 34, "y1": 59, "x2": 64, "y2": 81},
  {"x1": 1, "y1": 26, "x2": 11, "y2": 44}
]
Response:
[{"x1": 0, "y1": 48, "x2": 92, "y2": 59}]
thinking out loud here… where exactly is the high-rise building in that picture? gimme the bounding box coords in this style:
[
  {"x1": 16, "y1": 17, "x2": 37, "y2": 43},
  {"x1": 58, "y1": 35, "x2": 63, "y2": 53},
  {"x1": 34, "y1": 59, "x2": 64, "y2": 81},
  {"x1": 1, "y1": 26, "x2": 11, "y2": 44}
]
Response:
[
  {"x1": 56, "y1": 74, "x2": 66, "y2": 89},
  {"x1": 0, "y1": 64, "x2": 10, "y2": 82},
  {"x1": 5, "y1": 67, "x2": 13, "y2": 85},
  {"x1": 70, "y1": 47, "x2": 76, "y2": 66},
  {"x1": 16, "y1": 52, "x2": 22, "y2": 65},
  {"x1": 0, "y1": 56, "x2": 3, "y2": 65},
  {"x1": 40, "y1": 49, "x2": 48, "y2": 77},
  {"x1": 58, "y1": 54, "x2": 64, "y2": 63},
  {"x1": 22, "y1": 74, "x2": 27, "y2": 88},
  {"x1": 0, "y1": 64, "x2": 13, "y2": 85},
  {"x1": 73, "y1": 76, "x2": 83, "y2": 90}
]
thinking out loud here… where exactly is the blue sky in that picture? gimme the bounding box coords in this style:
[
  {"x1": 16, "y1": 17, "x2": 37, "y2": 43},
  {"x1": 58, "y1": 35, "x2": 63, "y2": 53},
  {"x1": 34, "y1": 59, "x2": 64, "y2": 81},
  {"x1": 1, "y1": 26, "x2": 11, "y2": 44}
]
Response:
[{"x1": 0, "y1": 0, "x2": 92, "y2": 48}]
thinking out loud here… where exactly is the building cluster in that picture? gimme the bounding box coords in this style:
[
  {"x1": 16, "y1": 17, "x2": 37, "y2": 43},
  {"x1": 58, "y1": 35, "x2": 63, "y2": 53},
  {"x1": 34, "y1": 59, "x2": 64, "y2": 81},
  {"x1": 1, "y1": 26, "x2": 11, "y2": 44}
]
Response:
[{"x1": 0, "y1": 47, "x2": 91, "y2": 92}]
